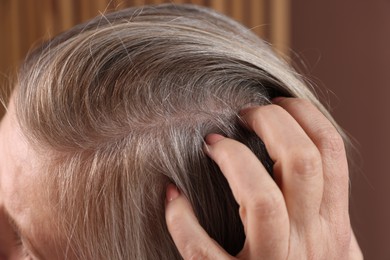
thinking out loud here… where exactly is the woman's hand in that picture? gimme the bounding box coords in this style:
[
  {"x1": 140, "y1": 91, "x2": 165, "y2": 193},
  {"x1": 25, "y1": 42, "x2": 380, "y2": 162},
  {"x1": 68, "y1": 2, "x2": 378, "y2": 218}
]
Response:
[{"x1": 165, "y1": 98, "x2": 363, "y2": 259}]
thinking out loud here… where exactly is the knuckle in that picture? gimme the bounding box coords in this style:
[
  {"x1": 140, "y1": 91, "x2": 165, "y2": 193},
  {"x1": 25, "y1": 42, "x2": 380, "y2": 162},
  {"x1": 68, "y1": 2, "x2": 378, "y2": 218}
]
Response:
[
  {"x1": 289, "y1": 147, "x2": 322, "y2": 177},
  {"x1": 317, "y1": 127, "x2": 346, "y2": 155},
  {"x1": 249, "y1": 191, "x2": 284, "y2": 219}
]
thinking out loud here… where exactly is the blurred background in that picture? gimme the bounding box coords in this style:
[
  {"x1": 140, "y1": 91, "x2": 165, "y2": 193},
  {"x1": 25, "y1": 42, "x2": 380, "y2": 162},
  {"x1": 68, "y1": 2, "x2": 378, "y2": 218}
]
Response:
[{"x1": 1, "y1": 1, "x2": 389, "y2": 259}]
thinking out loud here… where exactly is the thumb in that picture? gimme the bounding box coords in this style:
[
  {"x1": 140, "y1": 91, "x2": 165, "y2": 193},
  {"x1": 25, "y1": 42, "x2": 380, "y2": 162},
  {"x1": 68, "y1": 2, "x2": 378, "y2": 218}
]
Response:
[{"x1": 165, "y1": 184, "x2": 232, "y2": 260}]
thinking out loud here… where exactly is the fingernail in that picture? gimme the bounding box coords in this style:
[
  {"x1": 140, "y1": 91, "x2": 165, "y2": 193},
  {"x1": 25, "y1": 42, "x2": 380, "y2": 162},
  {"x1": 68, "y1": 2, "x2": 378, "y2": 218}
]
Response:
[
  {"x1": 205, "y1": 133, "x2": 225, "y2": 145},
  {"x1": 271, "y1": 97, "x2": 286, "y2": 104},
  {"x1": 166, "y1": 183, "x2": 180, "y2": 202}
]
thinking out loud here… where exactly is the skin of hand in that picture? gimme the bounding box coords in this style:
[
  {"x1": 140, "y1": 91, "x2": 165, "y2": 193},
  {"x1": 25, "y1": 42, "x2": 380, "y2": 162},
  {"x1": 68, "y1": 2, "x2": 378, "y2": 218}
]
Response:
[{"x1": 165, "y1": 98, "x2": 363, "y2": 260}]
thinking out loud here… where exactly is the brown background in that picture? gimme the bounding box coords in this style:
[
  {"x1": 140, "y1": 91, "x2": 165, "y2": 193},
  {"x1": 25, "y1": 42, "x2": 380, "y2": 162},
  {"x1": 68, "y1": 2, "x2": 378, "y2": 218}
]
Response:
[
  {"x1": 292, "y1": 1, "x2": 390, "y2": 259},
  {"x1": 1, "y1": 0, "x2": 388, "y2": 259}
]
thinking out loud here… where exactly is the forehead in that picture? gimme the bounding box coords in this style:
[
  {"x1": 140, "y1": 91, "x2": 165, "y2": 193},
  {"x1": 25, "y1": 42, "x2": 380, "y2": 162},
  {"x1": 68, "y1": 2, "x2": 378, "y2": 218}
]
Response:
[
  {"x1": 0, "y1": 98, "x2": 51, "y2": 257},
  {"x1": 0, "y1": 98, "x2": 34, "y2": 197},
  {"x1": 1, "y1": 100, "x2": 31, "y2": 200},
  {"x1": 1, "y1": 100, "x2": 36, "y2": 224}
]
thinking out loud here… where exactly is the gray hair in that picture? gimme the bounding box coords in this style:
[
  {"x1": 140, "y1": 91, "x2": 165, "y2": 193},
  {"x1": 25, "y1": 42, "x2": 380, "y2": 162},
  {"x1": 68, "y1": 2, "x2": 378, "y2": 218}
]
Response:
[{"x1": 15, "y1": 4, "x2": 347, "y2": 259}]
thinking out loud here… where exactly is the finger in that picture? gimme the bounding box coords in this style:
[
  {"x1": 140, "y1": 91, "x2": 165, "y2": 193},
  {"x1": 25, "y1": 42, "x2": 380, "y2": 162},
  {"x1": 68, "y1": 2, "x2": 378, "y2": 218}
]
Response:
[
  {"x1": 274, "y1": 98, "x2": 349, "y2": 220},
  {"x1": 165, "y1": 184, "x2": 231, "y2": 260},
  {"x1": 240, "y1": 105, "x2": 324, "y2": 224},
  {"x1": 205, "y1": 134, "x2": 289, "y2": 259}
]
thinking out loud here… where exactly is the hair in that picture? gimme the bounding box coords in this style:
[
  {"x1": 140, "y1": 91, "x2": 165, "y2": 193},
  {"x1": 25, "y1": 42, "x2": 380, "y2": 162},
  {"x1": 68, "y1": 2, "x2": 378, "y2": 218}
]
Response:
[{"x1": 14, "y1": 3, "x2": 348, "y2": 260}]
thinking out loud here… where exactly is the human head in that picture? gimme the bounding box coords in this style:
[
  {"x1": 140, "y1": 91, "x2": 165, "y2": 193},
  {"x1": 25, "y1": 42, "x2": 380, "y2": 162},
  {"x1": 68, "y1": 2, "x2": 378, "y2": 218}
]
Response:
[{"x1": 2, "y1": 3, "x2": 346, "y2": 259}]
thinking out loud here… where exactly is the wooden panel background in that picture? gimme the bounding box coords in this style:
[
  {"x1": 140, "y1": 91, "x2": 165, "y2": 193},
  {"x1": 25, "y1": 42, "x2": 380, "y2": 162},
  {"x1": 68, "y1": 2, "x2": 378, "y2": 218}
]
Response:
[{"x1": 0, "y1": 0, "x2": 290, "y2": 116}]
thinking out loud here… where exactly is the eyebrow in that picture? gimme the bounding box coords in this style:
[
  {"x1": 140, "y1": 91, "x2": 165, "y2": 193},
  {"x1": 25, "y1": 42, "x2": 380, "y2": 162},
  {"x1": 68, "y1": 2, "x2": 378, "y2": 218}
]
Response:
[{"x1": 3, "y1": 206, "x2": 44, "y2": 259}]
